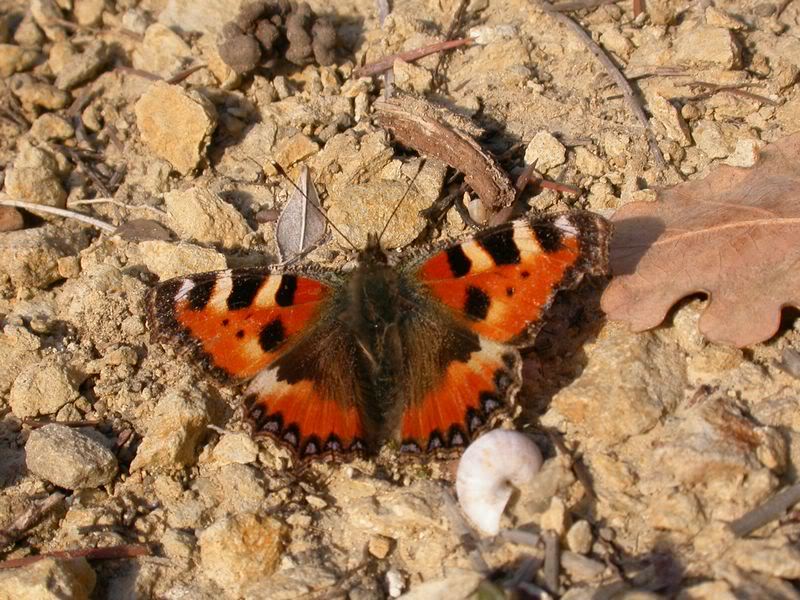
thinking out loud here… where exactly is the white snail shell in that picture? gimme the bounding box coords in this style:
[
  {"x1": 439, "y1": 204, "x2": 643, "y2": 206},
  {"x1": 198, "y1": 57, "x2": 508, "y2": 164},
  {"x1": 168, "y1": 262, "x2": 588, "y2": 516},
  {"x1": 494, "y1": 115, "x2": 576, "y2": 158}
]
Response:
[{"x1": 456, "y1": 430, "x2": 543, "y2": 535}]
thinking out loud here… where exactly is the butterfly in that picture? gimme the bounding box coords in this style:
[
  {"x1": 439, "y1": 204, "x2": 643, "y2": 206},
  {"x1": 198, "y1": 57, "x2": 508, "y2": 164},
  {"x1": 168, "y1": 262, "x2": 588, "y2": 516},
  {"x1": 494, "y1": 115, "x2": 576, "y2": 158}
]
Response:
[{"x1": 146, "y1": 210, "x2": 610, "y2": 461}]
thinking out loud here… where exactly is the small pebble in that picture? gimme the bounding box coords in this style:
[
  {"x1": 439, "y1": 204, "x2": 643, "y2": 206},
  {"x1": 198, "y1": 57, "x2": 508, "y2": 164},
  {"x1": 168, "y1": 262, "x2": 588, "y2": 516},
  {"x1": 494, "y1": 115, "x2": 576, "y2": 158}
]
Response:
[
  {"x1": 368, "y1": 535, "x2": 394, "y2": 559},
  {"x1": 26, "y1": 424, "x2": 118, "y2": 489}
]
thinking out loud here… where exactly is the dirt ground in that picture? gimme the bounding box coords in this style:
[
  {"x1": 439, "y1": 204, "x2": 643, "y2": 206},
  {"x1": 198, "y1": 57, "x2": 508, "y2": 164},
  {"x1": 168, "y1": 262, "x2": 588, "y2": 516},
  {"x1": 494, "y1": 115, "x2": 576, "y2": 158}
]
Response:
[{"x1": 1, "y1": 0, "x2": 800, "y2": 598}]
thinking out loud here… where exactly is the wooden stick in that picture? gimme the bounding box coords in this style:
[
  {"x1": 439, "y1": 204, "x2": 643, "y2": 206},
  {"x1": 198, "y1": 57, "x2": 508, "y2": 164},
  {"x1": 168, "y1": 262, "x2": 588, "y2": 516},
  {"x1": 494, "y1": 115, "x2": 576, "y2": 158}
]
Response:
[
  {"x1": 532, "y1": 0, "x2": 667, "y2": 171},
  {"x1": 543, "y1": 530, "x2": 560, "y2": 593},
  {"x1": 0, "y1": 544, "x2": 151, "y2": 570}
]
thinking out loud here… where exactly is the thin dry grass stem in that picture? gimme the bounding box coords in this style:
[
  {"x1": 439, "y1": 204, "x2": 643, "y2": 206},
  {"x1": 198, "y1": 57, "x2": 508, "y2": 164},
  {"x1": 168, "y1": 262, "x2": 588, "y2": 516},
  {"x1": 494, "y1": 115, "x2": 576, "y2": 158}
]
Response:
[
  {"x1": 432, "y1": 0, "x2": 469, "y2": 90},
  {"x1": 687, "y1": 81, "x2": 779, "y2": 106},
  {"x1": 0, "y1": 493, "x2": 66, "y2": 549},
  {"x1": 23, "y1": 418, "x2": 101, "y2": 429},
  {"x1": 550, "y1": 0, "x2": 620, "y2": 11},
  {"x1": 532, "y1": 0, "x2": 667, "y2": 171},
  {"x1": 729, "y1": 483, "x2": 800, "y2": 537},
  {"x1": 353, "y1": 37, "x2": 474, "y2": 77},
  {"x1": 0, "y1": 197, "x2": 116, "y2": 232},
  {"x1": 166, "y1": 64, "x2": 208, "y2": 85},
  {"x1": 68, "y1": 197, "x2": 166, "y2": 216},
  {"x1": 0, "y1": 544, "x2": 151, "y2": 570},
  {"x1": 60, "y1": 146, "x2": 112, "y2": 197}
]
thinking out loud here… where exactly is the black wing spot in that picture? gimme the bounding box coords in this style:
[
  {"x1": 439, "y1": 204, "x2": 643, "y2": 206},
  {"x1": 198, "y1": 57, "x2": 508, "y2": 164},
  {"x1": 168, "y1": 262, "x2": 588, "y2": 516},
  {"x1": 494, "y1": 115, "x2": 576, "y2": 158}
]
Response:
[
  {"x1": 228, "y1": 273, "x2": 265, "y2": 310},
  {"x1": 478, "y1": 229, "x2": 521, "y2": 265},
  {"x1": 235, "y1": 329, "x2": 245, "y2": 339},
  {"x1": 532, "y1": 222, "x2": 565, "y2": 252},
  {"x1": 187, "y1": 281, "x2": 213, "y2": 310},
  {"x1": 520, "y1": 270, "x2": 530, "y2": 279},
  {"x1": 275, "y1": 275, "x2": 297, "y2": 307},
  {"x1": 259, "y1": 318, "x2": 286, "y2": 352},
  {"x1": 465, "y1": 286, "x2": 491, "y2": 321},
  {"x1": 506, "y1": 286, "x2": 514, "y2": 297},
  {"x1": 222, "y1": 319, "x2": 230, "y2": 326},
  {"x1": 446, "y1": 245, "x2": 472, "y2": 277}
]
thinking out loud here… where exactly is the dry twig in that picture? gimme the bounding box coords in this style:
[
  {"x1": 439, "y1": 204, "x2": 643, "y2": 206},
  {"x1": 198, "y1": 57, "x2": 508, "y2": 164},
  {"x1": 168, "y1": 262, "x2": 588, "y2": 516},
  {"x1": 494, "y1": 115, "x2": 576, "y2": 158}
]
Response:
[
  {"x1": 687, "y1": 81, "x2": 779, "y2": 107},
  {"x1": 0, "y1": 197, "x2": 116, "y2": 232},
  {"x1": 543, "y1": 530, "x2": 560, "y2": 593},
  {"x1": 0, "y1": 543, "x2": 151, "y2": 570},
  {"x1": 550, "y1": 0, "x2": 621, "y2": 11},
  {"x1": 0, "y1": 493, "x2": 65, "y2": 549},
  {"x1": 531, "y1": 0, "x2": 667, "y2": 171},
  {"x1": 729, "y1": 483, "x2": 800, "y2": 537},
  {"x1": 353, "y1": 38, "x2": 473, "y2": 77}
]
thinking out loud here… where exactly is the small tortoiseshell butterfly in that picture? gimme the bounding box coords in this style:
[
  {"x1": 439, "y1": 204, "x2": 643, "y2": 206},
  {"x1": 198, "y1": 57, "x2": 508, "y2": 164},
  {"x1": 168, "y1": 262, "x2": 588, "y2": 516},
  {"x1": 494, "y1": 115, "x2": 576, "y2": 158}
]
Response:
[{"x1": 146, "y1": 210, "x2": 610, "y2": 460}]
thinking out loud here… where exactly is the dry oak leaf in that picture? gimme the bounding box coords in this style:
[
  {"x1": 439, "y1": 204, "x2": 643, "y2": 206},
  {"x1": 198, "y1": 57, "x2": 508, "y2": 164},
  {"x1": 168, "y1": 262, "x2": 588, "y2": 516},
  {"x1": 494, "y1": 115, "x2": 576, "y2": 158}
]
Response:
[{"x1": 601, "y1": 132, "x2": 800, "y2": 347}]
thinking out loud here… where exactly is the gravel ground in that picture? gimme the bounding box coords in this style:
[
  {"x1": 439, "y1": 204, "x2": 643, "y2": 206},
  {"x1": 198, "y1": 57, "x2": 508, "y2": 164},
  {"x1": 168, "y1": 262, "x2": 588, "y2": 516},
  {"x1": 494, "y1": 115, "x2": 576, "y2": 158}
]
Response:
[{"x1": 1, "y1": 0, "x2": 800, "y2": 598}]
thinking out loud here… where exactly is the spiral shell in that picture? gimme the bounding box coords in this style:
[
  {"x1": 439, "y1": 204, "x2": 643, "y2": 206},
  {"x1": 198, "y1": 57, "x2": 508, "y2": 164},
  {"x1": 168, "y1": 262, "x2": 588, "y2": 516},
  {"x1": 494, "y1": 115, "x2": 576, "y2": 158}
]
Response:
[{"x1": 456, "y1": 430, "x2": 543, "y2": 535}]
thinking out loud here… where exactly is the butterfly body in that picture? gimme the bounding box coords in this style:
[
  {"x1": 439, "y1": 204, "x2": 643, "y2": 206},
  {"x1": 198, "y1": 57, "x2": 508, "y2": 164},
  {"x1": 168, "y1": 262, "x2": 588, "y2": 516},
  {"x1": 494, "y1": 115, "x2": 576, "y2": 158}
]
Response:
[{"x1": 147, "y1": 211, "x2": 610, "y2": 461}]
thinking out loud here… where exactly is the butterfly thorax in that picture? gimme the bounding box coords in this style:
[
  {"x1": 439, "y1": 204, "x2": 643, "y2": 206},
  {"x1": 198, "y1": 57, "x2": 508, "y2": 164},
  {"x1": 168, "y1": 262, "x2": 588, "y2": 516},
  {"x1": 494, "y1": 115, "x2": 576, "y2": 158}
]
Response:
[{"x1": 340, "y1": 234, "x2": 411, "y2": 443}]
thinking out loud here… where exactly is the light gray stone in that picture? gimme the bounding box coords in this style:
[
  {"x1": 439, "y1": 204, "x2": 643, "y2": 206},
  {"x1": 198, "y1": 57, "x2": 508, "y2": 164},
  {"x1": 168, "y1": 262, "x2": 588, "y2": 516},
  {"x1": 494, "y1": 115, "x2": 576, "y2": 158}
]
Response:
[
  {"x1": 10, "y1": 359, "x2": 79, "y2": 418},
  {"x1": 164, "y1": 186, "x2": 251, "y2": 250},
  {"x1": 26, "y1": 424, "x2": 118, "y2": 489}
]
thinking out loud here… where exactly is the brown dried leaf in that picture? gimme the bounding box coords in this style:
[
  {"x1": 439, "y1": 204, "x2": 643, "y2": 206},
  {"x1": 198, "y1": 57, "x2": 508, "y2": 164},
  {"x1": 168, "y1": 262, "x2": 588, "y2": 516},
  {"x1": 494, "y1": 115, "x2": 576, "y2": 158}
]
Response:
[
  {"x1": 375, "y1": 93, "x2": 515, "y2": 212},
  {"x1": 601, "y1": 133, "x2": 800, "y2": 347},
  {"x1": 276, "y1": 166, "x2": 326, "y2": 262}
]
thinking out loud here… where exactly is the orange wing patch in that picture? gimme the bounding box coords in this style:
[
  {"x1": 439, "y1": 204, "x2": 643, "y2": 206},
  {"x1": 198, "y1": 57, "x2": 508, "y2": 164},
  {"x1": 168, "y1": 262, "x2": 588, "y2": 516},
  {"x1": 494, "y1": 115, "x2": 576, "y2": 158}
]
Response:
[
  {"x1": 245, "y1": 368, "x2": 365, "y2": 459},
  {"x1": 148, "y1": 270, "x2": 329, "y2": 381},
  {"x1": 418, "y1": 213, "x2": 607, "y2": 343},
  {"x1": 400, "y1": 337, "x2": 520, "y2": 453}
]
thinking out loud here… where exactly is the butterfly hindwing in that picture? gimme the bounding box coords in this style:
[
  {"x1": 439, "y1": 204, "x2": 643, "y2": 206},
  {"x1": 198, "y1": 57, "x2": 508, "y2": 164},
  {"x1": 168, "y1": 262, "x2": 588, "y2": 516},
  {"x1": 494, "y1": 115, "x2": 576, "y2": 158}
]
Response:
[
  {"x1": 416, "y1": 211, "x2": 610, "y2": 344},
  {"x1": 244, "y1": 319, "x2": 367, "y2": 459}
]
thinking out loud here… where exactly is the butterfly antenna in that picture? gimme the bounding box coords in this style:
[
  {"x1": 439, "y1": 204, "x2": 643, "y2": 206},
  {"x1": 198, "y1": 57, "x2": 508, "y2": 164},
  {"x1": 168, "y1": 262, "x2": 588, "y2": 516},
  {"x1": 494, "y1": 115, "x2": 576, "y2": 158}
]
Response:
[
  {"x1": 378, "y1": 158, "x2": 427, "y2": 244},
  {"x1": 271, "y1": 161, "x2": 358, "y2": 251}
]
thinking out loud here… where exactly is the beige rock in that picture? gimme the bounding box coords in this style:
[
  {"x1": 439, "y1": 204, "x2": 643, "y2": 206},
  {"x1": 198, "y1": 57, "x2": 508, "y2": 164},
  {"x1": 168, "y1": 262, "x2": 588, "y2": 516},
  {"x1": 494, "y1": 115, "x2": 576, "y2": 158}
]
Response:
[
  {"x1": 398, "y1": 570, "x2": 482, "y2": 600},
  {"x1": 208, "y1": 463, "x2": 267, "y2": 514},
  {"x1": 198, "y1": 513, "x2": 284, "y2": 595},
  {"x1": 54, "y1": 40, "x2": 108, "y2": 90},
  {"x1": 692, "y1": 120, "x2": 731, "y2": 159},
  {"x1": 0, "y1": 558, "x2": 95, "y2": 600},
  {"x1": 368, "y1": 535, "x2": 394, "y2": 559},
  {"x1": 131, "y1": 389, "x2": 212, "y2": 472},
  {"x1": 13, "y1": 14, "x2": 45, "y2": 47},
  {"x1": 0, "y1": 44, "x2": 39, "y2": 77},
  {"x1": 210, "y1": 432, "x2": 259, "y2": 466},
  {"x1": 10, "y1": 359, "x2": 79, "y2": 417},
  {"x1": 0, "y1": 324, "x2": 42, "y2": 395},
  {"x1": 8, "y1": 73, "x2": 71, "y2": 110},
  {"x1": 158, "y1": 0, "x2": 244, "y2": 36},
  {"x1": 705, "y1": 6, "x2": 745, "y2": 30},
  {"x1": 676, "y1": 580, "x2": 738, "y2": 600},
  {"x1": 273, "y1": 132, "x2": 320, "y2": 169},
  {"x1": 393, "y1": 58, "x2": 433, "y2": 94},
  {"x1": 0, "y1": 225, "x2": 87, "y2": 289},
  {"x1": 673, "y1": 25, "x2": 742, "y2": 70},
  {"x1": 164, "y1": 187, "x2": 251, "y2": 250},
  {"x1": 30, "y1": 0, "x2": 67, "y2": 41},
  {"x1": 643, "y1": 493, "x2": 704, "y2": 535},
  {"x1": 561, "y1": 551, "x2": 606, "y2": 581},
  {"x1": 566, "y1": 520, "x2": 593, "y2": 554},
  {"x1": 135, "y1": 82, "x2": 217, "y2": 174},
  {"x1": 727, "y1": 539, "x2": 800, "y2": 579},
  {"x1": 132, "y1": 23, "x2": 193, "y2": 76},
  {"x1": 724, "y1": 138, "x2": 766, "y2": 168},
  {"x1": 649, "y1": 94, "x2": 692, "y2": 146},
  {"x1": 524, "y1": 131, "x2": 566, "y2": 172},
  {"x1": 542, "y1": 323, "x2": 686, "y2": 447},
  {"x1": 30, "y1": 113, "x2": 75, "y2": 141},
  {"x1": 139, "y1": 240, "x2": 227, "y2": 280},
  {"x1": 4, "y1": 145, "x2": 66, "y2": 208},
  {"x1": 73, "y1": 0, "x2": 106, "y2": 26},
  {"x1": 217, "y1": 120, "x2": 278, "y2": 182},
  {"x1": 540, "y1": 496, "x2": 569, "y2": 535},
  {"x1": 574, "y1": 147, "x2": 606, "y2": 177},
  {"x1": 26, "y1": 424, "x2": 118, "y2": 489}
]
